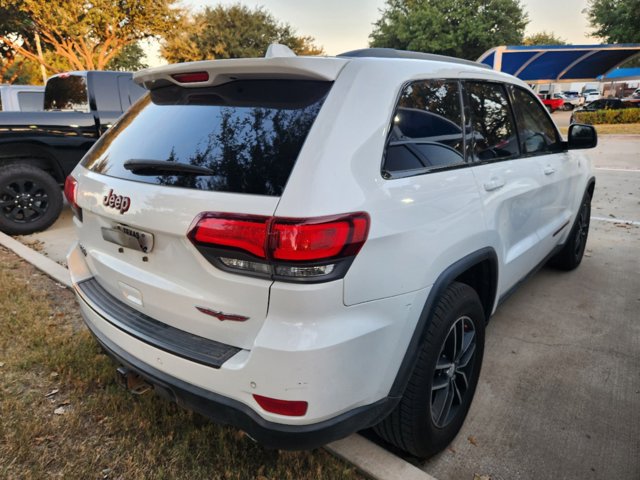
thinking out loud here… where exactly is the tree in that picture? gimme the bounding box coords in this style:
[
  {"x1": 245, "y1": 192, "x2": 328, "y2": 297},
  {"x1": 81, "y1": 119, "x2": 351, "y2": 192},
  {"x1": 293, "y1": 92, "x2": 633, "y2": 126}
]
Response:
[
  {"x1": 0, "y1": 0, "x2": 179, "y2": 73},
  {"x1": 161, "y1": 4, "x2": 323, "y2": 63},
  {"x1": 587, "y1": 0, "x2": 640, "y2": 43},
  {"x1": 107, "y1": 42, "x2": 148, "y2": 71},
  {"x1": 523, "y1": 31, "x2": 567, "y2": 45},
  {"x1": 0, "y1": 3, "x2": 36, "y2": 83},
  {"x1": 369, "y1": 0, "x2": 529, "y2": 61}
]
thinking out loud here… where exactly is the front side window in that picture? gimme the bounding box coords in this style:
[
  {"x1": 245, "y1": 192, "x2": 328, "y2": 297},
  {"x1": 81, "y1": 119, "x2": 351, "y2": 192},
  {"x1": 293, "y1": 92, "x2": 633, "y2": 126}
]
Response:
[
  {"x1": 383, "y1": 80, "x2": 465, "y2": 176},
  {"x1": 511, "y1": 87, "x2": 561, "y2": 155},
  {"x1": 466, "y1": 82, "x2": 519, "y2": 161},
  {"x1": 44, "y1": 75, "x2": 89, "y2": 112}
]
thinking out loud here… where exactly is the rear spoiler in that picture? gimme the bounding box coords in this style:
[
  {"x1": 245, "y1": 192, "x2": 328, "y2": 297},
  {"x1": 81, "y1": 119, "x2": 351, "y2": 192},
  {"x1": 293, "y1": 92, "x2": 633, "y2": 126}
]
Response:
[{"x1": 133, "y1": 56, "x2": 348, "y2": 90}]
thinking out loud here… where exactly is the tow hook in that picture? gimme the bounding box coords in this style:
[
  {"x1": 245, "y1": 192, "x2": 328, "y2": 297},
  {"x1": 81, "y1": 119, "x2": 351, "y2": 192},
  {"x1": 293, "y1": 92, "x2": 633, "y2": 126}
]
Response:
[{"x1": 116, "y1": 366, "x2": 152, "y2": 395}]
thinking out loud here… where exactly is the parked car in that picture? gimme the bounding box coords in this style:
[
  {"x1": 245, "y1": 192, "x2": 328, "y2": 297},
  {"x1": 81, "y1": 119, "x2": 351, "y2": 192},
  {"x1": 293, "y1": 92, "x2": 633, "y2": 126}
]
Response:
[
  {"x1": 562, "y1": 91, "x2": 585, "y2": 104},
  {"x1": 0, "y1": 71, "x2": 145, "y2": 235},
  {"x1": 0, "y1": 84, "x2": 44, "y2": 112},
  {"x1": 570, "y1": 97, "x2": 640, "y2": 123},
  {"x1": 66, "y1": 46, "x2": 597, "y2": 459},
  {"x1": 558, "y1": 91, "x2": 585, "y2": 109},
  {"x1": 537, "y1": 93, "x2": 564, "y2": 113},
  {"x1": 583, "y1": 89, "x2": 601, "y2": 103}
]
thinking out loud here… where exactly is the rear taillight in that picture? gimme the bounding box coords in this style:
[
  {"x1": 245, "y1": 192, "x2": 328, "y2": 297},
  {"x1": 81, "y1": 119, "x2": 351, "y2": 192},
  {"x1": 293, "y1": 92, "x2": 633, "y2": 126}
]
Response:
[
  {"x1": 64, "y1": 175, "x2": 82, "y2": 221},
  {"x1": 188, "y1": 212, "x2": 370, "y2": 283}
]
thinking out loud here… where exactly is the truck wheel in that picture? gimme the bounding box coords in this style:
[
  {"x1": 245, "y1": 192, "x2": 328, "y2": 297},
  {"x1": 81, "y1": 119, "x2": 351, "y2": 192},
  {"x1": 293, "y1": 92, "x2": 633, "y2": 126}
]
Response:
[
  {"x1": 0, "y1": 164, "x2": 63, "y2": 235},
  {"x1": 374, "y1": 282, "x2": 485, "y2": 458},
  {"x1": 549, "y1": 191, "x2": 591, "y2": 271}
]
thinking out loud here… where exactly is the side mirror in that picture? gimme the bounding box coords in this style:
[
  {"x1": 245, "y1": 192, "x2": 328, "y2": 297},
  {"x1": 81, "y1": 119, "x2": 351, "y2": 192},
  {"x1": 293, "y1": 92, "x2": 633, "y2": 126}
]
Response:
[{"x1": 567, "y1": 123, "x2": 597, "y2": 149}]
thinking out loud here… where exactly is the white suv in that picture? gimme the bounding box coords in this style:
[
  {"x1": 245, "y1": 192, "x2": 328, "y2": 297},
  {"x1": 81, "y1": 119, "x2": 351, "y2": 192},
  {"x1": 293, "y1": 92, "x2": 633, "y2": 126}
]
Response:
[{"x1": 65, "y1": 47, "x2": 596, "y2": 458}]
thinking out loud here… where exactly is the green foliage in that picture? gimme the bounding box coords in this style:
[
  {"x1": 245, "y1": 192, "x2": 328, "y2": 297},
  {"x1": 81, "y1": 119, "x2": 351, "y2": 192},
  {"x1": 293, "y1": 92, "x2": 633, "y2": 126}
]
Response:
[
  {"x1": 587, "y1": 0, "x2": 640, "y2": 43},
  {"x1": 107, "y1": 42, "x2": 148, "y2": 71},
  {"x1": 0, "y1": 0, "x2": 179, "y2": 71},
  {"x1": 574, "y1": 108, "x2": 640, "y2": 124},
  {"x1": 369, "y1": 0, "x2": 529, "y2": 61},
  {"x1": 161, "y1": 4, "x2": 323, "y2": 63},
  {"x1": 523, "y1": 31, "x2": 567, "y2": 45}
]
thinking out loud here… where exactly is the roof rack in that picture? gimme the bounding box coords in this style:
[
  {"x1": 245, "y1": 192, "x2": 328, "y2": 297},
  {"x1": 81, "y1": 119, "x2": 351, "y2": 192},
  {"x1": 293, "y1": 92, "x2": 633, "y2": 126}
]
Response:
[{"x1": 337, "y1": 48, "x2": 490, "y2": 69}]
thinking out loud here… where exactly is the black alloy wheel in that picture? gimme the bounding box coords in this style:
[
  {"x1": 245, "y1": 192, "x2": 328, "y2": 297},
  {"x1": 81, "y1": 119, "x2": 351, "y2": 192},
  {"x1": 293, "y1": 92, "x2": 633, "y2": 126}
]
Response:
[
  {"x1": 430, "y1": 315, "x2": 477, "y2": 428},
  {"x1": 0, "y1": 165, "x2": 63, "y2": 235}
]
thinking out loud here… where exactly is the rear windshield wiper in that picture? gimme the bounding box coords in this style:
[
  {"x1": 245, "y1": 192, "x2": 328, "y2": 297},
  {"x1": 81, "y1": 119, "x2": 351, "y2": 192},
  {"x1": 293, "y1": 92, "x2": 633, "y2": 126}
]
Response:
[{"x1": 123, "y1": 159, "x2": 214, "y2": 176}]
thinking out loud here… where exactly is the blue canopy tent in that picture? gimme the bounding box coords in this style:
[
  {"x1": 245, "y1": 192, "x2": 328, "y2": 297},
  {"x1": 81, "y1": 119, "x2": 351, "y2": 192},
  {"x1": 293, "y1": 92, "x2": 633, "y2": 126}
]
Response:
[
  {"x1": 599, "y1": 67, "x2": 640, "y2": 82},
  {"x1": 477, "y1": 44, "x2": 640, "y2": 83}
]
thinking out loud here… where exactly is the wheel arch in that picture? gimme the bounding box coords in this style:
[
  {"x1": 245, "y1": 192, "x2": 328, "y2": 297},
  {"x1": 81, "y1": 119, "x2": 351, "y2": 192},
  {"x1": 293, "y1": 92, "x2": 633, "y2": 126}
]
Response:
[
  {"x1": 0, "y1": 142, "x2": 65, "y2": 183},
  {"x1": 388, "y1": 247, "x2": 498, "y2": 398}
]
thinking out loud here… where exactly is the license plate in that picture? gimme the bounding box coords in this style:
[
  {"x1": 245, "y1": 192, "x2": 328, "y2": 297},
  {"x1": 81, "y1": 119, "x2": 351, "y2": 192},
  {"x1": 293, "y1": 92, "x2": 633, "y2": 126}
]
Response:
[{"x1": 102, "y1": 224, "x2": 154, "y2": 253}]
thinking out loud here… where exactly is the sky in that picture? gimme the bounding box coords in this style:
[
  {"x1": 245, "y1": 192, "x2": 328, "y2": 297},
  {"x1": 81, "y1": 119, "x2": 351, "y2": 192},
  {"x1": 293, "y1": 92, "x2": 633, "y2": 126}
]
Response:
[{"x1": 146, "y1": 0, "x2": 594, "y2": 65}]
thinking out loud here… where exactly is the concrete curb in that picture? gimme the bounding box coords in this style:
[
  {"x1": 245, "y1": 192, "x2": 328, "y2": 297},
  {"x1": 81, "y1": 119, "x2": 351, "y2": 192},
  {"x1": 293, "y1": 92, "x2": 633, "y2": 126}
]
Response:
[
  {"x1": 0, "y1": 231, "x2": 71, "y2": 288},
  {"x1": 0, "y1": 231, "x2": 437, "y2": 480},
  {"x1": 327, "y1": 435, "x2": 435, "y2": 480}
]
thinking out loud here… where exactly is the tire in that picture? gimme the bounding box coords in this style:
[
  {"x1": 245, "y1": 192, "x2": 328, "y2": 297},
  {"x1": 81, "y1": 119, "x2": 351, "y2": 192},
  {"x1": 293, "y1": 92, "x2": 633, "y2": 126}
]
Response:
[
  {"x1": 374, "y1": 282, "x2": 485, "y2": 458},
  {"x1": 549, "y1": 190, "x2": 591, "y2": 271},
  {"x1": 546, "y1": 105, "x2": 553, "y2": 114},
  {"x1": 0, "y1": 164, "x2": 63, "y2": 235}
]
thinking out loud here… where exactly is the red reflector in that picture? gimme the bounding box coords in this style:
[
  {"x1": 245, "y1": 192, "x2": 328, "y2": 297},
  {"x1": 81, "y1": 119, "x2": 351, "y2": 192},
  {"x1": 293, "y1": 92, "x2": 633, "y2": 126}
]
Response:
[
  {"x1": 64, "y1": 175, "x2": 77, "y2": 206},
  {"x1": 171, "y1": 72, "x2": 209, "y2": 83},
  {"x1": 253, "y1": 394, "x2": 308, "y2": 417},
  {"x1": 273, "y1": 213, "x2": 369, "y2": 261},
  {"x1": 191, "y1": 215, "x2": 268, "y2": 258}
]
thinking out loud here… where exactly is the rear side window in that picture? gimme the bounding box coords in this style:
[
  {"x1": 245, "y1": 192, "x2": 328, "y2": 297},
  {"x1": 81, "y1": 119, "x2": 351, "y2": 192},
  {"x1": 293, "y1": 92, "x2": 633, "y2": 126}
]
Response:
[
  {"x1": 17, "y1": 91, "x2": 43, "y2": 111},
  {"x1": 383, "y1": 80, "x2": 465, "y2": 176},
  {"x1": 466, "y1": 82, "x2": 519, "y2": 161},
  {"x1": 82, "y1": 80, "x2": 332, "y2": 196},
  {"x1": 511, "y1": 87, "x2": 561, "y2": 155},
  {"x1": 44, "y1": 75, "x2": 89, "y2": 112}
]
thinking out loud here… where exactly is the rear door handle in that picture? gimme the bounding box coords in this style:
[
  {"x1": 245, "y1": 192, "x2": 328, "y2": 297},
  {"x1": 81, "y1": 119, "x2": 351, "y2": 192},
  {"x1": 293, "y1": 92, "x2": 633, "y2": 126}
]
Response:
[
  {"x1": 544, "y1": 166, "x2": 556, "y2": 175},
  {"x1": 484, "y1": 177, "x2": 505, "y2": 192}
]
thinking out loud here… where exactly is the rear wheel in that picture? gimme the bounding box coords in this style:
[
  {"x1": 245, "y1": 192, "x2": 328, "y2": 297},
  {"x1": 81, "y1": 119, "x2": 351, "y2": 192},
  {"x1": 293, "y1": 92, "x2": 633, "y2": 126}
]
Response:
[
  {"x1": 549, "y1": 191, "x2": 591, "y2": 271},
  {"x1": 374, "y1": 282, "x2": 485, "y2": 458},
  {"x1": 0, "y1": 164, "x2": 63, "y2": 235}
]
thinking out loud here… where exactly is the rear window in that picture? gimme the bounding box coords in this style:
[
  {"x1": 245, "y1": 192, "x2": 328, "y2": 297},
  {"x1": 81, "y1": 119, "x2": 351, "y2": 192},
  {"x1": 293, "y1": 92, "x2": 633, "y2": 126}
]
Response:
[
  {"x1": 82, "y1": 79, "x2": 332, "y2": 196},
  {"x1": 44, "y1": 75, "x2": 89, "y2": 112}
]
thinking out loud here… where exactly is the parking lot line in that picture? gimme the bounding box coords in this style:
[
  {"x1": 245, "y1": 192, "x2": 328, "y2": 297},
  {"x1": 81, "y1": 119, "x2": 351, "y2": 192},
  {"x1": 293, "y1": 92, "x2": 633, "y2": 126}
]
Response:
[
  {"x1": 595, "y1": 167, "x2": 640, "y2": 172},
  {"x1": 591, "y1": 216, "x2": 640, "y2": 226}
]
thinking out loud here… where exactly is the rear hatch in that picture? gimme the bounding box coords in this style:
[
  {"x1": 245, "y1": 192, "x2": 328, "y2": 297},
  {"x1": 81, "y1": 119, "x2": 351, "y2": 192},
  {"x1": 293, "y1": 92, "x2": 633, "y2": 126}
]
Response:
[{"x1": 73, "y1": 68, "x2": 338, "y2": 350}]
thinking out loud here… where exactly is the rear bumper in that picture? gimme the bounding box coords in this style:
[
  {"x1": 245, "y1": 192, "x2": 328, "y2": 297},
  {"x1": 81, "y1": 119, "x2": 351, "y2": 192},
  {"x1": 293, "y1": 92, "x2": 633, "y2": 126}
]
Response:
[
  {"x1": 67, "y1": 240, "x2": 428, "y2": 448},
  {"x1": 84, "y1": 309, "x2": 395, "y2": 450}
]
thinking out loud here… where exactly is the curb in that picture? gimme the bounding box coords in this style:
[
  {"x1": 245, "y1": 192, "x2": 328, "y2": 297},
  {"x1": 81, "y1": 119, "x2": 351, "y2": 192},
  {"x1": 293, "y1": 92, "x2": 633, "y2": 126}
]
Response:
[
  {"x1": 0, "y1": 231, "x2": 71, "y2": 288},
  {"x1": 0, "y1": 230, "x2": 437, "y2": 480},
  {"x1": 327, "y1": 435, "x2": 436, "y2": 480}
]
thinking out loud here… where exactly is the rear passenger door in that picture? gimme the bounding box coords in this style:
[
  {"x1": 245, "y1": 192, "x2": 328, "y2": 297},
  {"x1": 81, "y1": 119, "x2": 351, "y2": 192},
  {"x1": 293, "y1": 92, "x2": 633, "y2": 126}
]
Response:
[
  {"x1": 464, "y1": 81, "x2": 545, "y2": 294},
  {"x1": 509, "y1": 86, "x2": 578, "y2": 256}
]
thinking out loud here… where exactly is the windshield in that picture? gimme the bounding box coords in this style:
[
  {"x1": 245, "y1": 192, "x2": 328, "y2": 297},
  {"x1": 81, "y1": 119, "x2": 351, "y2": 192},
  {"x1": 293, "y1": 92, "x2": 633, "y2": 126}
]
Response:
[{"x1": 82, "y1": 79, "x2": 332, "y2": 196}]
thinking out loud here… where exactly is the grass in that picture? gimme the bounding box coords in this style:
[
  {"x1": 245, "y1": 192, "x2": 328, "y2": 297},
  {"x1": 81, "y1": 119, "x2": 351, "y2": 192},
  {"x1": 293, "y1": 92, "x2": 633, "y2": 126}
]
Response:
[
  {"x1": 0, "y1": 248, "x2": 363, "y2": 480},
  {"x1": 559, "y1": 123, "x2": 640, "y2": 136}
]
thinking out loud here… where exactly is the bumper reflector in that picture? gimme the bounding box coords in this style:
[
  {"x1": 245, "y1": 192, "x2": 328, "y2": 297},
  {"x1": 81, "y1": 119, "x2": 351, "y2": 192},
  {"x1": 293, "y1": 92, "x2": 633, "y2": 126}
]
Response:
[{"x1": 253, "y1": 394, "x2": 308, "y2": 417}]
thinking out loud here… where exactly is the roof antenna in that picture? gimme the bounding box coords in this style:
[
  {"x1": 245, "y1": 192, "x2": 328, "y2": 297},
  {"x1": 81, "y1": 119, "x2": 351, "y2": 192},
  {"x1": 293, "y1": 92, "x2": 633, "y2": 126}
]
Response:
[{"x1": 265, "y1": 44, "x2": 297, "y2": 58}]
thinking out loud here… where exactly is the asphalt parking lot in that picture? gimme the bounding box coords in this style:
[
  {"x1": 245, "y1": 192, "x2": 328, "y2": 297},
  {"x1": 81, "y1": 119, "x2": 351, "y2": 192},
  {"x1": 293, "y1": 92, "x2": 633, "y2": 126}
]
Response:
[
  {"x1": 17, "y1": 135, "x2": 640, "y2": 480},
  {"x1": 419, "y1": 137, "x2": 640, "y2": 479}
]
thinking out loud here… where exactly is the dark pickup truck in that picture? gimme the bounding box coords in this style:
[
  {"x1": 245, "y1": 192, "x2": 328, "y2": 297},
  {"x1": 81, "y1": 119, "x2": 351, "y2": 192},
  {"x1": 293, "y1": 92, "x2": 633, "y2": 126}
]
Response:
[{"x1": 0, "y1": 71, "x2": 145, "y2": 234}]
